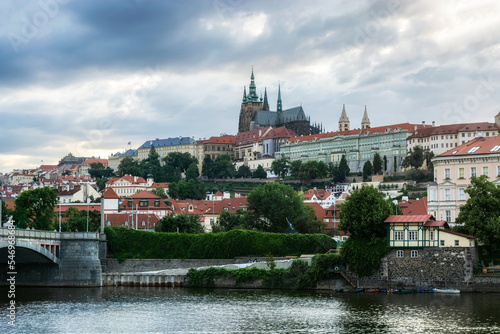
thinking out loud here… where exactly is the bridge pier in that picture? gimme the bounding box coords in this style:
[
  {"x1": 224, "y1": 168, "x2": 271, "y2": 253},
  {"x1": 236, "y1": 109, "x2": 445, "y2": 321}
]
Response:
[{"x1": 0, "y1": 229, "x2": 106, "y2": 287}]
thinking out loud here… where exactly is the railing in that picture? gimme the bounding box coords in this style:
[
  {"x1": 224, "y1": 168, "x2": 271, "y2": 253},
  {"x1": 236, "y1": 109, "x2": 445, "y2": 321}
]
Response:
[{"x1": 0, "y1": 228, "x2": 104, "y2": 241}]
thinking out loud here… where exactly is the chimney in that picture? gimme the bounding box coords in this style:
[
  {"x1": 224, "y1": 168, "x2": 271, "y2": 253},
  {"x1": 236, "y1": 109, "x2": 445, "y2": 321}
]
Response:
[
  {"x1": 414, "y1": 125, "x2": 417, "y2": 131},
  {"x1": 422, "y1": 121, "x2": 425, "y2": 125},
  {"x1": 432, "y1": 121, "x2": 435, "y2": 127}
]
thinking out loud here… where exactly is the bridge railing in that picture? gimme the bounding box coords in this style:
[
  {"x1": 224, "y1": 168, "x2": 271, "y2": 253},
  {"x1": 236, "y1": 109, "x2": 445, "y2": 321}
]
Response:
[{"x1": 0, "y1": 228, "x2": 104, "y2": 241}]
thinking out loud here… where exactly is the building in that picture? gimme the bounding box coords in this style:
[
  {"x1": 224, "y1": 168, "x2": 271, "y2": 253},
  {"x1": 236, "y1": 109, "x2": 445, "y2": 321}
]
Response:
[
  {"x1": 108, "y1": 149, "x2": 138, "y2": 172},
  {"x1": 202, "y1": 135, "x2": 236, "y2": 160},
  {"x1": 303, "y1": 188, "x2": 337, "y2": 209},
  {"x1": 137, "y1": 137, "x2": 203, "y2": 164},
  {"x1": 78, "y1": 158, "x2": 108, "y2": 176},
  {"x1": 58, "y1": 153, "x2": 90, "y2": 175},
  {"x1": 427, "y1": 136, "x2": 500, "y2": 225},
  {"x1": 238, "y1": 69, "x2": 322, "y2": 136},
  {"x1": 57, "y1": 183, "x2": 101, "y2": 204},
  {"x1": 105, "y1": 174, "x2": 151, "y2": 197},
  {"x1": 279, "y1": 123, "x2": 425, "y2": 173},
  {"x1": 407, "y1": 113, "x2": 500, "y2": 156}
]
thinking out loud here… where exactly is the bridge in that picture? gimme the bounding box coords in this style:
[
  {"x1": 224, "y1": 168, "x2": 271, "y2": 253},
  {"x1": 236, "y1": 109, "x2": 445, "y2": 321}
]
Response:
[{"x1": 0, "y1": 228, "x2": 106, "y2": 286}]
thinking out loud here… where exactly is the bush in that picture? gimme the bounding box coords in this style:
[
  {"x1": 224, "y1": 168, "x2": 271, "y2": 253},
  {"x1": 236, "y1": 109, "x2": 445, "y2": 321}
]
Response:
[
  {"x1": 341, "y1": 237, "x2": 389, "y2": 278},
  {"x1": 105, "y1": 227, "x2": 336, "y2": 260},
  {"x1": 187, "y1": 254, "x2": 342, "y2": 289}
]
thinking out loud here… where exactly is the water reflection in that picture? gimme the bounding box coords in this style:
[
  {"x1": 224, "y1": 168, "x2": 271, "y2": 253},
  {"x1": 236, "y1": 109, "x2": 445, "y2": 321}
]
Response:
[{"x1": 0, "y1": 287, "x2": 499, "y2": 333}]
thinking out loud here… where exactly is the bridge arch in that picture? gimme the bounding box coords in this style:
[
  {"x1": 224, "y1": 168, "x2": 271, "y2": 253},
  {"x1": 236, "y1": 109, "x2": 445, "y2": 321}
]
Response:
[{"x1": 0, "y1": 240, "x2": 59, "y2": 264}]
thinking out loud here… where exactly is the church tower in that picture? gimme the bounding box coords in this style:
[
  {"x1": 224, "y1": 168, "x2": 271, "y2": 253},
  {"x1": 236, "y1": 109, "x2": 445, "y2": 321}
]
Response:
[
  {"x1": 495, "y1": 111, "x2": 500, "y2": 129},
  {"x1": 238, "y1": 67, "x2": 264, "y2": 133},
  {"x1": 338, "y1": 104, "x2": 350, "y2": 132},
  {"x1": 361, "y1": 105, "x2": 371, "y2": 129}
]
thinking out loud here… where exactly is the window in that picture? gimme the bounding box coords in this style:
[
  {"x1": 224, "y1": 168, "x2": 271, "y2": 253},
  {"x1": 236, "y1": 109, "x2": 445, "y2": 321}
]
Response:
[
  {"x1": 429, "y1": 230, "x2": 435, "y2": 241},
  {"x1": 106, "y1": 221, "x2": 111, "y2": 226},
  {"x1": 468, "y1": 147, "x2": 480, "y2": 153},
  {"x1": 142, "y1": 221, "x2": 146, "y2": 226},
  {"x1": 440, "y1": 240, "x2": 445, "y2": 246},
  {"x1": 127, "y1": 199, "x2": 133, "y2": 207},
  {"x1": 139, "y1": 199, "x2": 148, "y2": 207},
  {"x1": 454, "y1": 240, "x2": 459, "y2": 246},
  {"x1": 394, "y1": 231, "x2": 404, "y2": 241},
  {"x1": 408, "y1": 231, "x2": 418, "y2": 241},
  {"x1": 444, "y1": 168, "x2": 450, "y2": 179},
  {"x1": 445, "y1": 210, "x2": 451, "y2": 222},
  {"x1": 471, "y1": 167, "x2": 477, "y2": 177},
  {"x1": 411, "y1": 250, "x2": 419, "y2": 258},
  {"x1": 445, "y1": 189, "x2": 451, "y2": 201},
  {"x1": 124, "y1": 221, "x2": 129, "y2": 226},
  {"x1": 482, "y1": 166, "x2": 489, "y2": 177},
  {"x1": 342, "y1": 236, "x2": 348, "y2": 241},
  {"x1": 459, "y1": 188, "x2": 466, "y2": 201},
  {"x1": 154, "y1": 199, "x2": 160, "y2": 207},
  {"x1": 396, "y1": 250, "x2": 404, "y2": 258},
  {"x1": 458, "y1": 168, "x2": 465, "y2": 179}
]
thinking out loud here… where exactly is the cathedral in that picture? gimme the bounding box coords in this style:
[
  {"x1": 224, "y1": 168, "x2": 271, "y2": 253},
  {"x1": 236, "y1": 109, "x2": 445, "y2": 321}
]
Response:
[{"x1": 238, "y1": 69, "x2": 322, "y2": 136}]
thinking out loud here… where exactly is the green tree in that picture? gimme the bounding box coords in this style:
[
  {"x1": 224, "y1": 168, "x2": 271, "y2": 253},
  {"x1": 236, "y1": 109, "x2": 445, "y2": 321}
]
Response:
[
  {"x1": 150, "y1": 187, "x2": 168, "y2": 199},
  {"x1": 373, "y1": 153, "x2": 382, "y2": 174},
  {"x1": 236, "y1": 165, "x2": 252, "y2": 178},
  {"x1": 88, "y1": 162, "x2": 114, "y2": 179},
  {"x1": 117, "y1": 156, "x2": 141, "y2": 177},
  {"x1": 271, "y1": 156, "x2": 289, "y2": 179},
  {"x1": 425, "y1": 150, "x2": 435, "y2": 170},
  {"x1": 383, "y1": 155, "x2": 388, "y2": 172},
  {"x1": 394, "y1": 156, "x2": 397, "y2": 172},
  {"x1": 185, "y1": 162, "x2": 199, "y2": 181},
  {"x1": 156, "y1": 214, "x2": 204, "y2": 233},
  {"x1": 289, "y1": 160, "x2": 302, "y2": 179},
  {"x1": 13, "y1": 187, "x2": 58, "y2": 230},
  {"x1": 339, "y1": 185, "x2": 392, "y2": 239},
  {"x1": 252, "y1": 165, "x2": 267, "y2": 179},
  {"x1": 163, "y1": 152, "x2": 198, "y2": 173},
  {"x1": 402, "y1": 146, "x2": 425, "y2": 169},
  {"x1": 362, "y1": 160, "x2": 373, "y2": 181},
  {"x1": 247, "y1": 182, "x2": 309, "y2": 233},
  {"x1": 95, "y1": 177, "x2": 109, "y2": 192},
  {"x1": 1, "y1": 199, "x2": 12, "y2": 224},
  {"x1": 298, "y1": 161, "x2": 318, "y2": 181},
  {"x1": 202, "y1": 155, "x2": 214, "y2": 178},
  {"x1": 212, "y1": 209, "x2": 256, "y2": 233},
  {"x1": 291, "y1": 205, "x2": 325, "y2": 234},
  {"x1": 457, "y1": 176, "x2": 500, "y2": 252},
  {"x1": 210, "y1": 154, "x2": 235, "y2": 179},
  {"x1": 64, "y1": 207, "x2": 100, "y2": 232},
  {"x1": 333, "y1": 155, "x2": 350, "y2": 183},
  {"x1": 168, "y1": 180, "x2": 206, "y2": 200}
]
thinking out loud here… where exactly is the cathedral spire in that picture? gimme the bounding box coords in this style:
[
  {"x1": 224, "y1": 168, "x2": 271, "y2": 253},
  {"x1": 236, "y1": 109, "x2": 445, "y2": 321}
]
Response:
[
  {"x1": 361, "y1": 105, "x2": 370, "y2": 129},
  {"x1": 248, "y1": 66, "x2": 259, "y2": 102},
  {"x1": 242, "y1": 86, "x2": 247, "y2": 103},
  {"x1": 263, "y1": 87, "x2": 269, "y2": 111},
  {"x1": 338, "y1": 104, "x2": 350, "y2": 132},
  {"x1": 277, "y1": 82, "x2": 282, "y2": 112}
]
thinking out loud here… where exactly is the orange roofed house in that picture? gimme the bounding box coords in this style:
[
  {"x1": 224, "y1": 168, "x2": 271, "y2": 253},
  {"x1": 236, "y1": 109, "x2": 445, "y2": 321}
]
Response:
[{"x1": 428, "y1": 135, "x2": 500, "y2": 226}]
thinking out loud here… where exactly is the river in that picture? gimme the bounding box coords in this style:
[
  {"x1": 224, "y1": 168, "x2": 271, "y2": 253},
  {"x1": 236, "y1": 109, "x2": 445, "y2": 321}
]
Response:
[{"x1": 1, "y1": 287, "x2": 500, "y2": 333}]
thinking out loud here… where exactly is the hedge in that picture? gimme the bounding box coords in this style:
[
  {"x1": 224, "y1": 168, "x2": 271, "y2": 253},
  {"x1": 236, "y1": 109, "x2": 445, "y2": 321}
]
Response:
[{"x1": 105, "y1": 227, "x2": 336, "y2": 260}]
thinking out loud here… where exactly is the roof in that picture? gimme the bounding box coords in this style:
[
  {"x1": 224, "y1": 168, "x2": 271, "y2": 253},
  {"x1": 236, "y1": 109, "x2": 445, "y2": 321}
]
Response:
[
  {"x1": 423, "y1": 220, "x2": 448, "y2": 227},
  {"x1": 139, "y1": 137, "x2": 197, "y2": 149},
  {"x1": 129, "y1": 191, "x2": 162, "y2": 199},
  {"x1": 112, "y1": 149, "x2": 137, "y2": 158},
  {"x1": 407, "y1": 122, "x2": 498, "y2": 140},
  {"x1": 287, "y1": 123, "x2": 425, "y2": 144},
  {"x1": 440, "y1": 229, "x2": 475, "y2": 239},
  {"x1": 438, "y1": 136, "x2": 500, "y2": 157},
  {"x1": 106, "y1": 175, "x2": 147, "y2": 185},
  {"x1": 150, "y1": 182, "x2": 169, "y2": 188},
  {"x1": 204, "y1": 135, "x2": 236, "y2": 144},
  {"x1": 398, "y1": 197, "x2": 428, "y2": 215},
  {"x1": 236, "y1": 127, "x2": 271, "y2": 145},
  {"x1": 384, "y1": 215, "x2": 433, "y2": 223},
  {"x1": 304, "y1": 202, "x2": 325, "y2": 221},
  {"x1": 104, "y1": 213, "x2": 159, "y2": 229},
  {"x1": 261, "y1": 126, "x2": 298, "y2": 140},
  {"x1": 103, "y1": 187, "x2": 120, "y2": 199},
  {"x1": 81, "y1": 158, "x2": 108, "y2": 165}
]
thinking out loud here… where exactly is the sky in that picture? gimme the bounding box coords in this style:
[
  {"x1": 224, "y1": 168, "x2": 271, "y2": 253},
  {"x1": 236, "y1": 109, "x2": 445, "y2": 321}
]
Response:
[{"x1": 1, "y1": 0, "x2": 500, "y2": 173}]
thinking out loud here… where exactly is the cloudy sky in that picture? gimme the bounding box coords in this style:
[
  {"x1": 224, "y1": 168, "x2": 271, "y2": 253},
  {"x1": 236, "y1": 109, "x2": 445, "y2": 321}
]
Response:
[{"x1": 1, "y1": 0, "x2": 500, "y2": 173}]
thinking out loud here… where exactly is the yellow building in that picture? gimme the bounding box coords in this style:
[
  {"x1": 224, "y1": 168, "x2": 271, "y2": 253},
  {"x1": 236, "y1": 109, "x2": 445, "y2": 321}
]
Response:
[{"x1": 137, "y1": 137, "x2": 204, "y2": 166}]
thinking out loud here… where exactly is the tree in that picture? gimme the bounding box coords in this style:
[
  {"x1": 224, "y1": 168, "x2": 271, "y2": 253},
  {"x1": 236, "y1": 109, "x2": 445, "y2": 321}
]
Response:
[
  {"x1": 289, "y1": 160, "x2": 302, "y2": 179},
  {"x1": 185, "y1": 162, "x2": 199, "y2": 181},
  {"x1": 247, "y1": 182, "x2": 309, "y2": 233},
  {"x1": 95, "y1": 177, "x2": 109, "y2": 192},
  {"x1": 383, "y1": 155, "x2": 388, "y2": 172},
  {"x1": 88, "y1": 162, "x2": 114, "y2": 179},
  {"x1": 457, "y1": 176, "x2": 500, "y2": 252},
  {"x1": 298, "y1": 161, "x2": 318, "y2": 181},
  {"x1": 13, "y1": 187, "x2": 58, "y2": 230},
  {"x1": 168, "y1": 179, "x2": 206, "y2": 200},
  {"x1": 150, "y1": 187, "x2": 168, "y2": 199},
  {"x1": 64, "y1": 207, "x2": 100, "y2": 232},
  {"x1": 339, "y1": 185, "x2": 392, "y2": 239},
  {"x1": 271, "y1": 156, "x2": 289, "y2": 179},
  {"x1": 117, "y1": 156, "x2": 141, "y2": 177},
  {"x1": 402, "y1": 146, "x2": 424, "y2": 169},
  {"x1": 202, "y1": 155, "x2": 214, "y2": 178},
  {"x1": 333, "y1": 155, "x2": 350, "y2": 183},
  {"x1": 1, "y1": 199, "x2": 12, "y2": 224},
  {"x1": 210, "y1": 154, "x2": 235, "y2": 179},
  {"x1": 362, "y1": 160, "x2": 373, "y2": 181},
  {"x1": 236, "y1": 165, "x2": 252, "y2": 178},
  {"x1": 212, "y1": 209, "x2": 256, "y2": 233},
  {"x1": 425, "y1": 150, "x2": 435, "y2": 170},
  {"x1": 291, "y1": 205, "x2": 325, "y2": 234},
  {"x1": 394, "y1": 156, "x2": 397, "y2": 172},
  {"x1": 156, "y1": 214, "x2": 204, "y2": 233},
  {"x1": 252, "y1": 165, "x2": 267, "y2": 179},
  {"x1": 373, "y1": 153, "x2": 382, "y2": 174},
  {"x1": 163, "y1": 152, "x2": 198, "y2": 173}
]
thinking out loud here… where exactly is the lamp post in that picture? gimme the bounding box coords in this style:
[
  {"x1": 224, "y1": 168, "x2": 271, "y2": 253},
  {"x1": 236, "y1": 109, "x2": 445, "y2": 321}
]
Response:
[
  {"x1": 86, "y1": 197, "x2": 90, "y2": 232},
  {"x1": 59, "y1": 203, "x2": 61, "y2": 232}
]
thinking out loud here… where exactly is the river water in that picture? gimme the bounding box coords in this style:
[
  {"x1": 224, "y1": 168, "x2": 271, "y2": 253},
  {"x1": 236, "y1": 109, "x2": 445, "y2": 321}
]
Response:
[{"x1": 1, "y1": 287, "x2": 500, "y2": 333}]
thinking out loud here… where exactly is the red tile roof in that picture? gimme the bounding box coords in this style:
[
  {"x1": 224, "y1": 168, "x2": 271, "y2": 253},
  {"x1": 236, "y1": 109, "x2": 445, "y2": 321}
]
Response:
[
  {"x1": 236, "y1": 127, "x2": 271, "y2": 145},
  {"x1": 305, "y1": 202, "x2": 325, "y2": 221},
  {"x1": 440, "y1": 229, "x2": 475, "y2": 239},
  {"x1": 384, "y1": 215, "x2": 433, "y2": 223},
  {"x1": 106, "y1": 174, "x2": 147, "y2": 185},
  {"x1": 205, "y1": 135, "x2": 236, "y2": 144},
  {"x1": 407, "y1": 122, "x2": 498, "y2": 140},
  {"x1": 438, "y1": 136, "x2": 500, "y2": 157},
  {"x1": 103, "y1": 187, "x2": 120, "y2": 199},
  {"x1": 398, "y1": 197, "x2": 428, "y2": 215},
  {"x1": 129, "y1": 190, "x2": 161, "y2": 199},
  {"x1": 289, "y1": 123, "x2": 425, "y2": 144},
  {"x1": 262, "y1": 126, "x2": 298, "y2": 140},
  {"x1": 81, "y1": 158, "x2": 108, "y2": 165},
  {"x1": 104, "y1": 213, "x2": 159, "y2": 229},
  {"x1": 423, "y1": 220, "x2": 448, "y2": 227}
]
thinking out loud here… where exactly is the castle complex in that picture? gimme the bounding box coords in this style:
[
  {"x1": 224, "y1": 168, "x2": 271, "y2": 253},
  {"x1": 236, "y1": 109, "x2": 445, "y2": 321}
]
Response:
[{"x1": 238, "y1": 69, "x2": 322, "y2": 136}]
